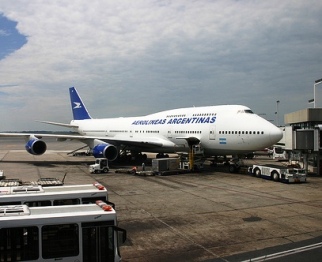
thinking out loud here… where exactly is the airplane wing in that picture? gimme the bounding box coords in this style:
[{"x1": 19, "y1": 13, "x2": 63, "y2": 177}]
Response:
[
  {"x1": 0, "y1": 132, "x2": 177, "y2": 161},
  {"x1": 0, "y1": 132, "x2": 176, "y2": 148}
]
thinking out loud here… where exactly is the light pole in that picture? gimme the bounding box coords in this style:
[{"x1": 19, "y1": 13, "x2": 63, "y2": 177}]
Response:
[
  {"x1": 314, "y1": 78, "x2": 322, "y2": 108},
  {"x1": 275, "y1": 100, "x2": 280, "y2": 126}
]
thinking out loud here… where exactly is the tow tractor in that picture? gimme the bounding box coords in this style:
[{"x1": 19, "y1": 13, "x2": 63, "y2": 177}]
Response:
[
  {"x1": 89, "y1": 158, "x2": 109, "y2": 173},
  {"x1": 249, "y1": 164, "x2": 306, "y2": 183}
]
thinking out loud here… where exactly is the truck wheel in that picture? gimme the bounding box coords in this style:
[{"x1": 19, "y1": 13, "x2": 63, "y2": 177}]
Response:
[
  {"x1": 229, "y1": 165, "x2": 236, "y2": 173},
  {"x1": 103, "y1": 168, "x2": 109, "y2": 173},
  {"x1": 254, "y1": 168, "x2": 261, "y2": 178},
  {"x1": 272, "y1": 171, "x2": 279, "y2": 181}
]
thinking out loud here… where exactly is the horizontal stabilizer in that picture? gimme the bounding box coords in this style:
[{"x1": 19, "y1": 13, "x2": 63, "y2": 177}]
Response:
[{"x1": 36, "y1": 120, "x2": 78, "y2": 128}]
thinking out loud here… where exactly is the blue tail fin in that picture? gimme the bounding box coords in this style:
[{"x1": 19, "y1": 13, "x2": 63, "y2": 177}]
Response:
[{"x1": 69, "y1": 87, "x2": 92, "y2": 120}]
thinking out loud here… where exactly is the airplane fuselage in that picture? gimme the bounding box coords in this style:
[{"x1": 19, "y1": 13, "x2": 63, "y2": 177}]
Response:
[{"x1": 71, "y1": 105, "x2": 282, "y2": 156}]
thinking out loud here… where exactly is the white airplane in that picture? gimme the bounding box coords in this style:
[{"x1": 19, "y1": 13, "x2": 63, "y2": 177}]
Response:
[{"x1": 0, "y1": 87, "x2": 282, "y2": 163}]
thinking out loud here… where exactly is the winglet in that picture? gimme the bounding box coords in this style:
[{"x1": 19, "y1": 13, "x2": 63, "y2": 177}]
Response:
[{"x1": 69, "y1": 87, "x2": 92, "y2": 120}]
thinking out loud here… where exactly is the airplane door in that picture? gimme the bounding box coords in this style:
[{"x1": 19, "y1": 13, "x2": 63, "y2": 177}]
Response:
[
  {"x1": 167, "y1": 126, "x2": 173, "y2": 139},
  {"x1": 209, "y1": 126, "x2": 216, "y2": 140}
]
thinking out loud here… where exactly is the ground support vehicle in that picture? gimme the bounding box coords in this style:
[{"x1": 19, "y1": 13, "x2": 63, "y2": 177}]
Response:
[
  {"x1": 0, "y1": 182, "x2": 115, "y2": 208},
  {"x1": 179, "y1": 154, "x2": 204, "y2": 170},
  {"x1": 152, "y1": 158, "x2": 185, "y2": 175},
  {"x1": 228, "y1": 158, "x2": 247, "y2": 173},
  {"x1": 249, "y1": 164, "x2": 306, "y2": 183},
  {"x1": 0, "y1": 201, "x2": 126, "y2": 261},
  {"x1": 89, "y1": 158, "x2": 109, "y2": 173}
]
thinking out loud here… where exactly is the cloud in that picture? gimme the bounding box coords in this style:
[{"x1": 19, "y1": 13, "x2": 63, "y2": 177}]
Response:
[{"x1": 0, "y1": 0, "x2": 321, "y2": 130}]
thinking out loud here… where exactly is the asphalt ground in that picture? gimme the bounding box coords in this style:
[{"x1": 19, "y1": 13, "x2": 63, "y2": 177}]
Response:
[{"x1": 0, "y1": 138, "x2": 322, "y2": 261}]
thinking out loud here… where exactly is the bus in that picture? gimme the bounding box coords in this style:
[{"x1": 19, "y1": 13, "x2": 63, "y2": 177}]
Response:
[
  {"x1": 0, "y1": 182, "x2": 115, "y2": 208},
  {"x1": 0, "y1": 201, "x2": 126, "y2": 261}
]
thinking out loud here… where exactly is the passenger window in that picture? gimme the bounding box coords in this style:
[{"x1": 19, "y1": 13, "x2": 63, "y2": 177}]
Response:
[
  {"x1": 42, "y1": 224, "x2": 79, "y2": 259},
  {"x1": 25, "y1": 200, "x2": 52, "y2": 207},
  {"x1": 0, "y1": 201, "x2": 21, "y2": 205},
  {"x1": 53, "y1": 199, "x2": 80, "y2": 206},
  {"x1": 0, "y1": 227, "x2": 39, "y2": 261}
]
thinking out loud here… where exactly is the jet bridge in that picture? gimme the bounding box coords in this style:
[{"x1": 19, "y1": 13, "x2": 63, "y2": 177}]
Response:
[{"x1": 284, "y1": 108, "x2": 322, "y2": 175}]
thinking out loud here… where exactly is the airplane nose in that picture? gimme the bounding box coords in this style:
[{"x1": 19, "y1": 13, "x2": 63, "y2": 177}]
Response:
[{"x1": 270, "y1": 127, "x2": 283, "y2": 144}]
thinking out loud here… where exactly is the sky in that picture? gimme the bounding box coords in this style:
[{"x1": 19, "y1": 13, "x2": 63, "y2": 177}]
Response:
[{"x1": 0, "y1": 0, "x2": 321, "y2": 131}]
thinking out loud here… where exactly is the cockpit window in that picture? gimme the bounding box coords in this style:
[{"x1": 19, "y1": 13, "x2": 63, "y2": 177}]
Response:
[{"x1": 237, "y1": 109, "x2": 254, "y2": 114}]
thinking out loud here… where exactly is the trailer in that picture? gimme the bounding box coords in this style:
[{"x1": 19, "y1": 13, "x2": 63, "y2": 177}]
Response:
[
  {"x1": 249, "y1": 164, "x2": 306, "y2": 183},
  {"x1": 152, "y1": 158, "x2": 183, "y2": 175}
]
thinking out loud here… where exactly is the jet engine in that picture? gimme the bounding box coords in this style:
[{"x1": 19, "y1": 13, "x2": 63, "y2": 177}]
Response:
[
  {"x1": 25, "y1": 138, "x2": 47, "y2": 155},
  {"x1": 92, "y1": 143, "x2": 118, "y2": 161}
]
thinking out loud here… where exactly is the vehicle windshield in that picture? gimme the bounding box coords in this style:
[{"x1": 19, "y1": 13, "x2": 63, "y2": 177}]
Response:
[{"x1": 288, "y1": 169, "x2": 305, "y2": 174}]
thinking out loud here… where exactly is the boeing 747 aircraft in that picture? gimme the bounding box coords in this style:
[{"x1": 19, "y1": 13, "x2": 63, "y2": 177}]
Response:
[{"x1": 0, "y1": 87, "x2": 282, "y2": 163}]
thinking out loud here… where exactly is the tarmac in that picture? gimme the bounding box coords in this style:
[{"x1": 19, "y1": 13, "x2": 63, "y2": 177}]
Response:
[{"x1": 1, "y1": 138, "x2": 322, "y2": 261}]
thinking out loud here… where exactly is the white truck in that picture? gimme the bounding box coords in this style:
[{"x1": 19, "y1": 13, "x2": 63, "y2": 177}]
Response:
[
  {"x1": 89, "y1": 158, "x2": 109, "y2": 173},
  {"x1": 250, "y1": 164, "x2": 306, "y2": 183}
]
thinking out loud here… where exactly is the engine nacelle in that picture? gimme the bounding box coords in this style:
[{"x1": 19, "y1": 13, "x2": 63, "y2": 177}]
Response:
[
  {"x1": 92, "y1": 143, "x2": 118, "y2": 161},
  {"x1": 25, "y1": 139, "x2": 47, "y2": 155}
]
